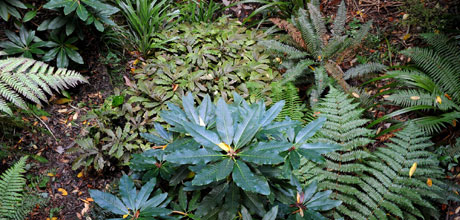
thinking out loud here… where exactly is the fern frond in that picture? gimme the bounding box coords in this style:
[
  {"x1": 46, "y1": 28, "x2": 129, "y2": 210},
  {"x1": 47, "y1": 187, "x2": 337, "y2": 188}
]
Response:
[
  {"x1": 258, "y1": 40, "x2": 308, "y2": 60},
  {"x1": 281, "y1": 59, "x2": 315, "y2": 83},
  {"x1": 12, "y1": 193, "x2": 48, "y2": 220},
  {"x1": 401, "y1": 47, "x2": 460, "y2": 102},
  {"x1": 0, "y1": 156, "x2": 28, "y2": 218},
  {"x1": 269, "y1": 18, "x2": 306, "y2": 49},
  {"x1": 420, "y1": 33, "x2": 460, "y2": 70},
  {"x1": 332, "y1": 0, "x2": 347, "y2": 38},
  {"x1": 344, "y1": 63, "x2": 387, "y2": 80},
  {"x1": 387, "y1": 89, "x2": 459, "y2": 111},
  {"x1": 307, "y1": 3, "x2": 327, "y2": 45},
  {"x1": 295, "y1": 9, "x2": 321, "y2": 56},
  {"x1": 351, "y1": 20, "x2": 372, "y2": 47},
  {"x1": 0, "y1": 58, "x2": 88, "y2": 115},
  {"x1": 270, "y1": 82, "x2": 306, "y2": 122}
]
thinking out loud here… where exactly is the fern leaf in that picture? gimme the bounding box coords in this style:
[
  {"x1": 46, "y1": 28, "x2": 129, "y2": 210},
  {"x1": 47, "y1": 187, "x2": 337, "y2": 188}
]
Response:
[
  {"x1": 332, "y1": 0, "x2": 347, "y2": 37},
  {"x1": 344, "y1": 63, "x2": 387, "y2": 80},
  {"x1": 0, "y1": 57, "x2": 88, "y2": 114},
  {"x1": 258, "y1": 40, "x2": 308, "y2": 59},
  {"x1": 0, "y1": 156, "x2": 28, "y2": 218},
  {"x1": 307, "y1": 3, "x2": 327, "y2": 45},
  {"x1": 295, "y1": 9, "x2": 321, "y2": 56}
]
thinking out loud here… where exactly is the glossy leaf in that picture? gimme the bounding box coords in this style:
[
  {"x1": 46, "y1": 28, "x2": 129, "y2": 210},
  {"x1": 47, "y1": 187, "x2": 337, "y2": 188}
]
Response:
[
  {"x1": 295, "y1": 117, "x2": 326, "y2": 144},
  {"x1": 192, "y1": 158, "x2": 234, "y2": 186},
  {"x1": 89, "y1": 190, "x2": 128, "y2": 215},
  {"x1": 164, "y1": 148, "x2": 222, "y2": 165},
  {"x1": 216, "y1": 98, "x2": 234, "y2": 145},
  {"x1": 232, "y1": 160, "x2": 270, "y2": 195}
]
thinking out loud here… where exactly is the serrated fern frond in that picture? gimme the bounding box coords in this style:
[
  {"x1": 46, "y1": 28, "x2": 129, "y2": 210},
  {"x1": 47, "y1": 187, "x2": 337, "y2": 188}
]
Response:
[
  {"x1": 0, "y1": 58, "x2": 88, "y2": 115},
  {"x1": 270, "y1": 82, "x2": 306, "y2": 122},
  {"x1": 332, "y1": 0, "x2": 346, "y2": 37},
  {"x1": 344, "y1": 63, "x2": 387, "y2": 80},
  {"x1": 0, "y1": 156, "x2": 28, "y2": 218}
]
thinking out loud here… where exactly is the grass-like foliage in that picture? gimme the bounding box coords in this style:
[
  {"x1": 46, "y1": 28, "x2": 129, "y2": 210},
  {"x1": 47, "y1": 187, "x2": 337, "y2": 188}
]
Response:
[
  {"x1": 0, "y1": 57, "x2": 88, "y2": 115},
  {"x1": 0, "y1": 156, "x2": 27, "y2": 218},
  {"x1": 297, "y1": 88, "x2": 450, "y2": 219}
]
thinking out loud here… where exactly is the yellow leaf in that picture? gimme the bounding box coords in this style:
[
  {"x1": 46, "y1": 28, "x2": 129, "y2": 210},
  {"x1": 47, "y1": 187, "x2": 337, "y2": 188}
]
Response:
[
  {"x1": 427, "y1": 178, "x2": 432, "y2": 187},
  {"x1": 217, "y1": 142, "x2": 232, "y2": 152},
  {"x1": 54, "y1": 98, "x2": 72, "y2": 105},
  {"x1": 87, "y1": 197, "x2": 94, "y2": 202},
  {"x1": 123, "y1": 214, "x2": 129, "y2": 219},
  {"x1": 77, "y1": 171, "x2": 83, "y2": 178},
  {"x1": 308, "y1": 66, "x2": 315, "y2": 71},
  {"x1": 296, "y1": 192, "x2": 301, "y2": 203},
  {"x1": 58, "y1": 188, "x2": 68, "y2": 196},
  {"x1": 403, "y1": 33, "x2": 411, "y2": 41},
  {"x1": 317, "y1": 55, "x2": 322, "y2": 61},
  {"x1": 47, "y1": 173, "x2": 55, "y2": 177},
  {"x1": 409, "y1": 162, "x2": 417, "y2": 178},
  {"x1": 133, "y1": 59, "x2": 140, "y2": 65},
  {"x1": 352, "y1": 92, "x2": 360, "y2": 98},
  {"x1": 436, "y1": 96, "x2": 442, "y2": 104},
  {"x1": 410, "y1": 96, "x2": 420, "y2": 100}
]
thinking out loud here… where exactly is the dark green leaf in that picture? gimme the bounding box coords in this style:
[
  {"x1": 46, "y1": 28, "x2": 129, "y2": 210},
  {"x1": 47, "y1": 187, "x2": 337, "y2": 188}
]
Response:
[
  {"x1": 89, "y1": 189, "x2": 129, "y2": 215},
  {"x1": 119, "y1": 175, "x2": 136, "y2": 210},
  {"x1": 216, "y1": 98, "x2": 234, "y2": 145},
  {"x1": 219, "y1": 183, "x2": 240, "y2": 220},
  {"x1": 262, "y1": 206, "x2": 278, "y2": 220},
  {"x1": 65, "y1": 47, "x2": 84, "y2": 64},
  {"x1": 192, "y1": 158, "x2": 234, "y2": 186},
  {"x1": 76, "y1": 4, "x2": 89, "y2": 21},
  {"x1": 112, "y1": 95, "x2": 124, "y2": 107},
  {"x1": 195, "y1": 183, "x2": 228, "y2": 217},
  {"x1": 183, "y1": 121, "x2": 221, "y2": 150},
  {"x1": 141, "y1": 193, "x2": 168, "y2": 211},
  {"x1": 23, "y1": 10, "x2": 37, "y2": 22},
  {"x1": 295, "y1": 117, "x2": 326, "y2": 144},
  {"x1": 164, "y1": 148, "x2": 222, "y2": 165},
  {"x1": 135, "y1": 178, "x2": 156, "y2": 210},
  {"x1": 232, "y1": 160, "x2": 270, "y2": 195},
  {"x1": 260, "y1": 100, "x2": 284, "y2": 126},
  {"x1": 239, "y1": 150, "x2": 284, "y2": 165}
]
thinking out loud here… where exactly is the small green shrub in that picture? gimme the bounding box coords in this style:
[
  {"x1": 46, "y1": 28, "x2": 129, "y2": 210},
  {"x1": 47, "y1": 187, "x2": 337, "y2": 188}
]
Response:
[
  {"x1": 132, "y1": 92, "x2": 341, "y2": 219},
  {"x1": 127, "y1": 17, "x2": 281, "y2": 122},
  {"x1": 177, "y1": 0, "x2": 222, "y2": 23},
  {"x1": 0, "y1": 0, "x2": 27, "y2": 21},
  {"x1": 89, "y1": 175, "x2": 171, "y2": 219},
  {"x1": 0, "y1": 26, "x2": 48, "y2": 59}
]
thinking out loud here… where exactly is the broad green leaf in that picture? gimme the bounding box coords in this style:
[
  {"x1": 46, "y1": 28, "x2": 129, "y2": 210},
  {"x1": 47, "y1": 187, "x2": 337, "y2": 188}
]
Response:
[
  {"x1": 65, "y1": 47, "x2": 84, "y2": 64},
  {"x1": 295, "y1": 117, "x2": 326, "y2": 144},
  {"x1": 135, "y1": 178, "x2": 156, "y2": 210},
  {"x1": 306, "y1": 190, "x2": 341, "y2": 211},
  {"x1": 182, "y1": 92, "x2": 200, "y2": 125},
  {"x1": 198, "y1": 94, "x2": 214, "y2": 125},
  {"x1": 76, "y1": 4, "x2": 89, "y2": 21},
  {"x1": 219, "y1": 183, "x2": 240, "y2": 220},
  {"x1": 262, "y1": 206, "x2": 278, "y2": 220},
  {"x1": 23, "y1": 11, "x2": 37, "y2": 22},
  {"x1": 260, "y1": 100, "x2": 284, "y2": 126},
  {"x1": 178, "y1": 187, "x2": 187, "y2": 211},
  {"x1": 302, "y1": 181, "x2": 318, "y2": 203},
  {"x1": 63, "y1": 1, "x2": 78, "y2": 15},
  {"x1": 296, "y1": 148, "x2": 324, "y2": 163},
  {"x1": 195, "y1": 183, "x2": 228, "y2": 217},
  {"x1": 141, "y1": 193, "x2": 168, "y2": 211},
  {"x1": 140, "y1": 206, "x2": 171, "y2": 217},
  {"x1": 119, "y1": 175, "x2": 136, "y2": 210},
  {"x1": 48, "y1": 16, "x2": 67, "y2": 29},
  {"x1": 239, "y1": 150, "x2": 284, "y2": 165},
  {"x1": 192, "y1": 158, "x2": 234, "y2": 186},
  {"x1": 89, "y1": 190, "x2": 128, "y2": 215},
  {"x1": 232, "y1": 160, "x2": 270, "y2": 195},
  {"x1": 233, "y1": 104, "x2": 262, "y2": 149},
  {"x1": 164, "y1": 148, "x2": 222, "y2": 165},
  {"x1": 216, "y1": 98, "x2": 234, "y2": 145},
  {"x1": 252, "y1": 141, "x2": 291, "y2": 153},
  {"x1": 299, "y1": 143, "x2": 341, "y2": 155},
  {"x1": 183, "y1": 121, "x2": 221, "y2": 150},
  {"x1": 241, "y1": 206, "x2": 252, "y2": 220}
]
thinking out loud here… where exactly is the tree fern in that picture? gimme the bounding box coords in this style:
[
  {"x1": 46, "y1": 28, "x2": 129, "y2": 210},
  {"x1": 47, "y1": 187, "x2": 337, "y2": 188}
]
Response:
[
  {"x1": 297, "y1": 88, "x2": 450, "y2": 219},
  {"x1": 0, "y1": 57, "x2": 88, "y2": 115},
  {"x1": 259, "y1": 0, "x2": 371, "y2": 105},
  {"x1": 0, "y1": 156, "x2": 28, "y2": 218},
  {"x1": 296, "y1": 87, "x2": 375, "y2": 220}
]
